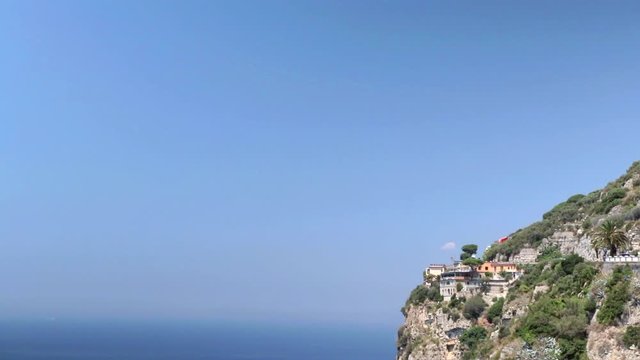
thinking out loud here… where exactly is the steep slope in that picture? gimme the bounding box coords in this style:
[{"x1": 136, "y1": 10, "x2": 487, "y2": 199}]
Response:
[{"x1": 397, "y1": 161, "x2": 640, "y2": 360}]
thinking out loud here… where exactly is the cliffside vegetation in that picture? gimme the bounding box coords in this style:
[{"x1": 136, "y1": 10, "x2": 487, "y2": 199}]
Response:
[
  {"x1": 483, "y1": 161, "x2": 640, "y2": 261},
  {"x1": 398, "y1": 161, "x2": 640, "y2": 360},
  {"x1": 597, "y1": 265, "x2": 632, "y2": 326},
  {"x1": 401, "y1": 284, "x2": 442, "y2": 316},
  {"x1": 492, "y1": 252, "x2": 595, "y2": 359}
]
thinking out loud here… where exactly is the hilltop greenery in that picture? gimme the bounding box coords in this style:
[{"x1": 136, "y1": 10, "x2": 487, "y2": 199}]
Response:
[{"x1": 484, "y1": 161, "x2": 640, "y2": 261}]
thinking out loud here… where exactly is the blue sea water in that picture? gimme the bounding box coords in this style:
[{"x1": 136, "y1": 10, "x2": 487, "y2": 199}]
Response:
[{"x1": 0, "y1": 321, "x2": 396, "y2": 359}]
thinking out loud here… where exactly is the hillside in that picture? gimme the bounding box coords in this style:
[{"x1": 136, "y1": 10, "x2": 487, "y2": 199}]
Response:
[{"x1": 397, "y1": 161, "x2": 640, "y2": 360}]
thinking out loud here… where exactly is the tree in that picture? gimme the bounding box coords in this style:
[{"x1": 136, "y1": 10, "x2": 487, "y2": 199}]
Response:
[
  {"x1": 591, "y1": 220, "x2": 630, "y2": 258},
  {"x1": 460, "y1": 244, "x2": 479, "y2": 262},
  {"x1": 462, "y1": 244, "x2": 478, "y2": 255},
  {"x1": 462, "y1": 257, "x2": 483, "y2": 268}
]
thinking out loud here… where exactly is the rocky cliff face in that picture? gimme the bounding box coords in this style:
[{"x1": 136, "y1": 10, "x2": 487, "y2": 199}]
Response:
[
  {"x1": 586, "y1": 266, "x2": 640, "y2": 360},
  {"x1": 397, "y1": 303, "x2": 471, "y2": 360},
  {"x1": 397, "y1": 162, "x2": 640, "y2": 360}
]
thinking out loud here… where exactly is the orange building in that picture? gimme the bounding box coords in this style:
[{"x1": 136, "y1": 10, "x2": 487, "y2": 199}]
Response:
[{"x1": 477, "y1": 262, "x2": 517, "y2": 273}]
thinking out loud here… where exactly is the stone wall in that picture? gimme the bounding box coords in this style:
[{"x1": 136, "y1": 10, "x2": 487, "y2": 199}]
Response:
[{"x1": 512, "y1": 247, "x2": 538, "y2": 264}]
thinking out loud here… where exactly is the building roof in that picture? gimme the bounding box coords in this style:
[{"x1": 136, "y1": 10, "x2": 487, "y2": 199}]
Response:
[{"x1": 481, "y1": 261, "x2": 516, "y2": 266}]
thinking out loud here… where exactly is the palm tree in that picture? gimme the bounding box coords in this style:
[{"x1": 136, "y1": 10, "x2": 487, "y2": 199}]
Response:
[{"x1": 591, "y1": 220, "x2": 630, "y2": 258}]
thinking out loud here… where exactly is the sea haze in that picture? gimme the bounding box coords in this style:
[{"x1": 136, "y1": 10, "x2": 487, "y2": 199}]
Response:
[{"x1": 0, "y1": 320, "x2": 396, "y2": 359}]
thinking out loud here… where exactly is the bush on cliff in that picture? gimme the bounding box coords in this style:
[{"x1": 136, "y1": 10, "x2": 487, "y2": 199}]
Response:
[
  {"x1": 459, "y1": 326, "x2": 487, "y2": 354},
  {"x1": 463, "y1": 295, "x2": 487, "y2": 321},
  {"x1": 514, "y1": 255, "x2": 597, "y2": 360},
  {"x1": 623, "y1": 325, "x2": 640, "y2": 348},
  {"x1": 487, "y1": 297, "x2": 504, "y2": 324},
  {"x1": 401, "y1": 284, "x2": 443, "y2": 315},
  {"x1": 597, "y1": 265, "x2": 632, "y2": 326},
  {"x1": 517, "y1": 295, "x2": 589, "y2": 358},
  {"x1": 593, "y1": 188, "x2": 627, "y2": 215}
]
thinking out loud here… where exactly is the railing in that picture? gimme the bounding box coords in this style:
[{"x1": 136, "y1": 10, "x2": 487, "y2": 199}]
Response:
[{"x1": 604, "y1": 255, "x2": 640, "y2": 263}]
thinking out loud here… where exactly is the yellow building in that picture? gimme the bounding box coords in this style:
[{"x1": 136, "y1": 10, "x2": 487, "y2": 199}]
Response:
[{"x1": 426, "y1": 264, "x2": 447, "y2": 277}]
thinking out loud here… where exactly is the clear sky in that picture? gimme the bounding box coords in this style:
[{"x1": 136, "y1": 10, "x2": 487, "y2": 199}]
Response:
[{"x1": 1, "y1": 1, "x2": 639, "y2": 326}]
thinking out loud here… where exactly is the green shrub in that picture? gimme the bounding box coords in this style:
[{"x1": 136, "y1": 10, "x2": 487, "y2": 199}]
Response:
[
  {"x1": 567, "y1": 194, "x2": 586, "y2": 203},
  {"x1": 405, "y1": 284, "x2": 443, "y2": 310},
  {"x1": 517, "y1": 295, "x2": 588, "y2": 340},
  {"x1": 463, "y1": 295, "x2": 487, "y2": 321},
  {"x1": 537, "y1": 245, "x2": 562, "y2": 261},
  {"x1": 593, "y1": 198, "x2": 623, "y2": 215},
  {"x1": 577, "y1": 191, "x2": 600, "y2": 207},
  {"x1": 516, "y1": 262, "x2": 545, "y2": 291},
  {"x1": 515, "y1": 272, "x2": 594, "y2": 360},
  {"x1": 499, "y1": 323, "x2": 511, "y2": 339},
  {"x1": 624, "y1": 206, "x2": 640, "y2": 221},
  {"x1": 597, "y1": 266, "x2": 632, "y2": 325},
  {"x1": 500, "y1": 271, "x2": 514, "y2": 281},
  {"x1": 623, "y1": 325, "x2": 640, "y2": 348},
  {"x1": 517, "y1": 296, "x2": 563, "y2": 339},
  {"x1": 607, "y1": 188, "x2": 628, "y2": 200},
  {"x1": 487, "y1": 298, "x2": 505, "y2": 324},
  {"x1": 593, "y1": 188, "x2": 627, "y2": 215},
  {"x1": 546, "y1": 258, "x2": 597, "y2": 297},
  {"x1": 543, "y1": 200, "x2": 581, "y2": 223},
  {"x1": 459, "y1": 326, "x2": 487, "y2": 351},
  {"x1": 573, "y1": 263, "x2": 597, "y2": 289},
  {"x1": 396, "y1": 325, "x2": 409, "y2": 348},
  {"x1": 560, "y1": 253, "x2": 584, "y2": 275},
  {"x1": 584, "y1": 296, "x2": 597, "y2": 318},
  {"x1": 558, "y1": 338, "x2": 587, "y2": 359},
  {"x1": 598, "y1": 284, "x2": 629, "y2": 326},
  {"x1": 449, "y1": 294, "x2": 463, "y2": 309},
  {"x1": 406, "y1": 285, "x2": 429, "y2": 305}
]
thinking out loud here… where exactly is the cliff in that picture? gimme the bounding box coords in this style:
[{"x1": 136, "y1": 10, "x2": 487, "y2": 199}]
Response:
[{"x1": 397, "y1": 161, "x2": 640, "y2": 360}]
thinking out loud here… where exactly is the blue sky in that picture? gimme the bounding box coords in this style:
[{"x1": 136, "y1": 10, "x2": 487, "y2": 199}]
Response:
[{"x1": 1, "y1": 1, "x2": 639, "y2": 326}]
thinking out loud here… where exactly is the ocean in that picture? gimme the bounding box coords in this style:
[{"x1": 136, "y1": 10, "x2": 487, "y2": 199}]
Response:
[{"x1": 0, "y1": 321, "x2": 396, "y2": 359}]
